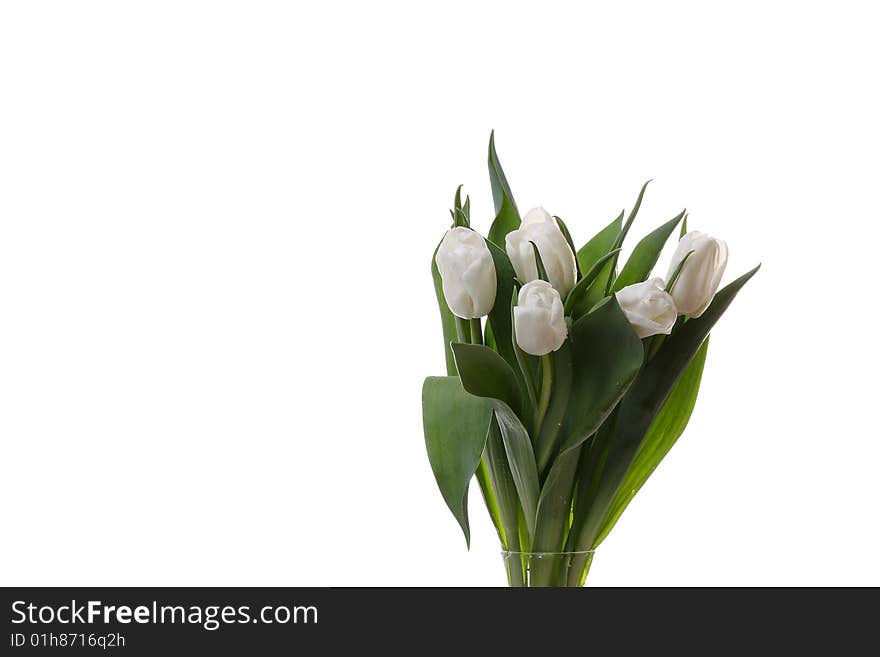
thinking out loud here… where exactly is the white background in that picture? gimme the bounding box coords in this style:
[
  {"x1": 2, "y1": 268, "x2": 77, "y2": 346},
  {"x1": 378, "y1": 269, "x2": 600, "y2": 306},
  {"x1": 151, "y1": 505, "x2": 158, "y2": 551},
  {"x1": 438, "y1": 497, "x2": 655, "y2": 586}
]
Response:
[{"x1": 1, "y1": 1, "x2": 878, "y2": 586}]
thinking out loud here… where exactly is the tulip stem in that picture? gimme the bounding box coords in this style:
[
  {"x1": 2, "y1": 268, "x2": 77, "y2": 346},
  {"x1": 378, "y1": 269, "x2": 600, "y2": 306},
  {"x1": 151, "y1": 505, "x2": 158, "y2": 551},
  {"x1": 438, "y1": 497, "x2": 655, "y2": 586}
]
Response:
[
  {"x1": 454, "y1": 317, "x2": 471, "y2": 344},
  {"x1": 469, "y1": 319, "x2": 483, "y2": 346},
  {"x1": 534, "y1": 355, "x2": 553, "y2": 436}
]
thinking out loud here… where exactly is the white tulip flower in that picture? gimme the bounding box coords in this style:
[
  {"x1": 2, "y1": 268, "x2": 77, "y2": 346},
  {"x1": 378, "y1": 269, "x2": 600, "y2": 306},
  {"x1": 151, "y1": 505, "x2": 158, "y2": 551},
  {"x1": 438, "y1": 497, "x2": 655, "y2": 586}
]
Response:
[
  {"x1": 505, "y1": 207, "x2": 577, "y2": 298},
  {"x1": 666, "y1": 231, "x2": 728, "y2": 318},
  {"x1": 514, "y1": 280, "x2": 568, "y2": 356},
  {"x1": 435, "y1": 227, "x2": 497, "y2": 319},
  {"x1": 616, "y1": 278, "x2": 678, "y2": 339}
]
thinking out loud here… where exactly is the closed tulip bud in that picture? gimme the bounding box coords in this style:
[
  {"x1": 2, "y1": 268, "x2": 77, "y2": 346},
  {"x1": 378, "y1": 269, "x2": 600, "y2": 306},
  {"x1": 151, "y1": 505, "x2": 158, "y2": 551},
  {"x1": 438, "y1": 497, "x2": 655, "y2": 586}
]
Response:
[
  {"x1": 666, "y1": 231, "x2": 728, "y2": 318},
  {"x1": 616, "y1": 278, "x2": 678, "y2": 338},
  {"x1": 435, "y1": 227, "x2": 497, "y2": 319},
  {"x1": 505, "y1": 207, "x2": 577, "y2": 298},
  {"x1": 514, "y1": 280, "x2": 568, "y2": 356}
]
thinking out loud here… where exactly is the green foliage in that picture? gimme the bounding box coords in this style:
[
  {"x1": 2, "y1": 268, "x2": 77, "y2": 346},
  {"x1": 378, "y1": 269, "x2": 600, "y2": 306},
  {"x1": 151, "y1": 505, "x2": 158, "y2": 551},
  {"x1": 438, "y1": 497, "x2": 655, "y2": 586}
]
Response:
[
  {"x1": 422, "y1": 140, "x2": 760, "y2": 585},
  {"x1": 421, "y1": 376, "x2": 493, "y2": 546},
  {"x1": 487, "y1": 131, "x2": 521, "y2": 247}
]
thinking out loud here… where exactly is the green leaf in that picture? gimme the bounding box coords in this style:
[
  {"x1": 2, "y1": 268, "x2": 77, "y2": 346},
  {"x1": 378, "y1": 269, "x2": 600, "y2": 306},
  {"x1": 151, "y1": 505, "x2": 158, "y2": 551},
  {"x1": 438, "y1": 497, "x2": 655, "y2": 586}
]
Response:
[
  {"x1": 576, "y1": 210, "x2": 623, "y2": 275},
  {"x1": 474, "y1": 459, "x2": 505, "y2": 546},
  {"x1": 452, "y1": 185, "x2": 468, "y2": 227},
  {"x1": 613, "y1": 180, "x2": 652, "y2": 251},
  {"x1": 564, "y1": 248, "x2": 622, "y2": 320},
  {"x1": 530, "y1": 241, "x2": 549, "y2": 282},
  {"x1": 564, "y1": 407, "x2": 617, "y2": 584},
  {"x1": 492, "y1": 401, "x2": 541, "y2": 539},
  {"x1": 485, "y1": 240, "x2": 521, "y2": 385},
  {"x1": 534, "y1": 446, "x2": 581, "y2": 552},
  {"x1": 431, "y1": 246, "x2": 458, "y2": 376},
  {"x1": 558, "y1": 296, "x2": 644, "y2": 453},
  {"x1": 452, "y1": 341, "x2": 540, "y2": 538},
  {"x1": 422, "y1": 376, "x2": 494, "y2": 546},
  {"x1": 593, "y1": 337, "x2": 709, "y2": 546},
  {"x1": 487, "y1": 131, "x2": 521, "y2": 247},
  {"x1": 613, "y1": 209, "x2": 686, "y2": 291},
  {"x1": 451, "y1": 342, "x2": 522, "y2": 419},
  {"x1": 554, "y1": 216, "x2": 581, "y2": 278},
  {"x1": 530, "y1": 446, "x2": 582, "y2": 586},
  {"x1": 484, "y1": 414, "x2": 523, "y2": 553},
  {"x1": 534, "y1": 341, "x2": 572, "y2": 475},
  {"x1": 568, "y1": 265, "x2": 760, "y2": 554},
  {"x1": 604, "y1": 180, "x2": 653, "y2": 295},
  {"x1": 665, "y1": 249, "x2": 695, "y2": 294}
]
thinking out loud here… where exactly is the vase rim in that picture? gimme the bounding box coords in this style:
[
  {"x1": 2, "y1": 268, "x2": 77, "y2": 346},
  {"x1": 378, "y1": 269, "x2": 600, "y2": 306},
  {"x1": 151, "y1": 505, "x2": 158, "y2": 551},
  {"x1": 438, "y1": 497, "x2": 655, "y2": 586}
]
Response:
[{"x1": 501, "y1": 550, "x2": 594, "y2": 557}]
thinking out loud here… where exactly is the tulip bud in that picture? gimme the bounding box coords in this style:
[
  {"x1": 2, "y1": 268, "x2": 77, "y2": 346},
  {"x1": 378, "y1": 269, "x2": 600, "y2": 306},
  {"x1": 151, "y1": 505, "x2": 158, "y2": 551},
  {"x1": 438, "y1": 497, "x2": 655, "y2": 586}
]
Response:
[
  {"x1": 514, "y1": 280, "x2": 568, "y2": 356},
  {"x1": 505, "y1": 207, "x2": 577, "y2": 298},
  {"x1": 435, "y1": 227, "x2": 497, "y2": 319},
  {"x1": 616, "y1": 278, "x2": 678, "y2": 339},
  {"x1": 666, "y1": 231, "x2": 728, "y2": 318}
]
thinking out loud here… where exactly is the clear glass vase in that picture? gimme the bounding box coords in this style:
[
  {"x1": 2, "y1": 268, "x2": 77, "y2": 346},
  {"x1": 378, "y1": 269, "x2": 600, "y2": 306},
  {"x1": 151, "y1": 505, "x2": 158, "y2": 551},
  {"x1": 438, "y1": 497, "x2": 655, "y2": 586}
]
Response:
[{"x1": 501, "y1": 550, "x2": 595, "y2": 587}]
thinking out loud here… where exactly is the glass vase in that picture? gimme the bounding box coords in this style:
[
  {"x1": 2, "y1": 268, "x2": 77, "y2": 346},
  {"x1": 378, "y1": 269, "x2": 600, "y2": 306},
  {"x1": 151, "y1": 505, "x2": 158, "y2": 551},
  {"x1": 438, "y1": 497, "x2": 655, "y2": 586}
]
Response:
[{"x1": 501, "y1": 550, "x2": 595, "y2": 587}]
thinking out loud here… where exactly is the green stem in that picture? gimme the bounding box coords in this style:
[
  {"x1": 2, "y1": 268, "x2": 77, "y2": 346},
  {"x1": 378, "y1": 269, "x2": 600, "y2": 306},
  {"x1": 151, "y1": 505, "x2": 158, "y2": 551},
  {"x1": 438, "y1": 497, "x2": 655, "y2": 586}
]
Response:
[
  {"x1": 469, "y1": 318, "x2": 483, "y2": 346},
  {"x1": 454, "y1": 316, "x2": 470, "y2": 344},
  {"x1": 533, "y1": 354, "x2": 553, "y2": 436}
]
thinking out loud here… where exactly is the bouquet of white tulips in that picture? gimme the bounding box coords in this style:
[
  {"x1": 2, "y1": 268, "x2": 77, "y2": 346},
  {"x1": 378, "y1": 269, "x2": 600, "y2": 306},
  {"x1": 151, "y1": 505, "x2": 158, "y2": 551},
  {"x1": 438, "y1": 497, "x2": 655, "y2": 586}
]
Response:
[{"x1": 422, "y1": 133, "x2": 758, "y2": 587}]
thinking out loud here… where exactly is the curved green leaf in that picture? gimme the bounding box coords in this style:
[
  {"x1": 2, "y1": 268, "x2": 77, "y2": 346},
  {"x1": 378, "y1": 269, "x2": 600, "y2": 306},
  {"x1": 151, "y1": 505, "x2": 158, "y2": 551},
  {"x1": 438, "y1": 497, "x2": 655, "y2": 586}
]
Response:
[
  {"x1": 564, "y1": 248, "x2": 622, "y2": 320},
  {"x1": 451, "y1": 342, "x2": 522, "y2": 418},
  {"x1": 594, "y1": 337, "x2": 709, "y2": 546},
  {"x1": 534, "y1": 341, "x2": 572, "y2": 475},
  {"x1": 576, "y1": 210, "x2": 622, "y2": 278},
  {"x1": 530, "y1": 241, "x2": 549, "y2": 282},
  {"x1": 534, "y1": 447, "x2": 581, "y2": 552},
  {"x1": 558, "y1": 296, "x2": 644, "y2": 453},
  {"x1": 422, "y1": 376, "x2": 493, "y2": 546},
  {"x1": 613, "y1": 209, "x2": 686, "y2": 291},
  {"x1": 485, "y1": 240, "x2": 521, "y2": 382},
  {"x1": 530, "y1": 446, "x2": 582, "y2": 586},
  {"x1": 604, "y1": 180, "x2": 652, "y2": 295},
  {"x1": 487, "y1": 131, "x2": 521, "y2": 247},
  {"x1": 484, "y1": 414, "x2": 522, "y2": 553},
  {"x1": 613, "y1": 180, "x2": 652, "y2": 251},
  {"x1": 431, "y1": 246, "x2": 458, "y2": 376},
  {"x1": 554, "y1": 215, "x2": 580, "y2": 278},
  {"x1": 492, "y1": 401, "x2": 540, "y2": 539},
  {"x1": 568, "y1": 265, "x2": 760, "y2": 555}
]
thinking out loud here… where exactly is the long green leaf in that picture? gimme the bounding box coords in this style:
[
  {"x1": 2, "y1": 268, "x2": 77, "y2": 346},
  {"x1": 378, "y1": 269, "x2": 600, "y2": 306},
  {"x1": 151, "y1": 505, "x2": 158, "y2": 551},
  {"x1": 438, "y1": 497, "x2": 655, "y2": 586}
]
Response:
[
  {"x1": 530, "y1": 446, "x2": 582, "y2": 586},
  {"x1": 534, "y1": 448, "x2": 582, "y2": 550},
  {"x1": 474, "y1": 459, "x2": 505, "y2": 546},
  {"x1": 564, "y1": 248, "x2": 622, "y2": 320},
  {"x1": 603, "y1": 181, "x2": 652, "y2": 295},
  {"x1": 568, "y1": 265, "x2": 760, "y2": 556},
  {"x1": 558, "y1": 296, "x2": 644, "y2": 453},
  {"x1": 576, "y1": 211, "x2": 623, "y2": 279},
  {"x1": 492, "y1": 401, "x2": 541, "y2": 539},
  {"x1": 422, "y1": 376, "x2": 493, "y2": 546},
  {"x1": 487, "y1": 131, "x2": 521, "y2": 247},
  {"x1": 534, "y1": 341, "x2": 572, "y2": 475},
  {"x1": 594, "y1": 337, "x2": 709, "y2": 546},
  {"x1": 452, "y1": 342, "x2": 539, "y2": 538},
  {"x1": 554, "y1": 215, "x2": 581, "y2": 278},
  {"x1": 613, "y1": 209, "x2": 686, "y2": 291},
  {"x1": 484, "y1": 414, "x2": 522, "y2": 553},
  {"x1": 613, "y1": 180, "x2": 652, "y2": 251},
  {"x1": 431, "y1": 245, "x2": 458, "y2": 376},
  {"x1": 485, "y1": 239, "x2": 522, "y2": 385}
]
